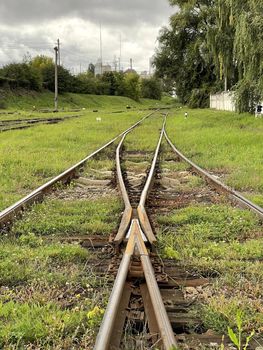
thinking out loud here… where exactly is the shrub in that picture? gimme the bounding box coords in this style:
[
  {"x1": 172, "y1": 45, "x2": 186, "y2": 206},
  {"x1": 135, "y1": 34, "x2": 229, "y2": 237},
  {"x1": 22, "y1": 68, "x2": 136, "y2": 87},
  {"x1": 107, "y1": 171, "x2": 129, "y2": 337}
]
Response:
[
  {"x1": 141, "y1": 77, "x2": 162, "y2": 100},
  {"x1": 1, "y1": 63, "x2": 42, "y2": 91}
]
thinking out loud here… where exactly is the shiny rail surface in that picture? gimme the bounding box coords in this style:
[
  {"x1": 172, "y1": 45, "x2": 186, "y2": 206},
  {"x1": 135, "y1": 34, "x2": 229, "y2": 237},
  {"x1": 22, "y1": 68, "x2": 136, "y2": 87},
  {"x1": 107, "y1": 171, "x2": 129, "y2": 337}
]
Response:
[
  {"x1": 164, "y1": 129, "x2": 263, "y2": 220},
  {"x1": 0, "y1": 111, "x2": 156, "y2": 228},
  {"x1": 95, "y1": 115, "x2": 177, "y2": 350}
]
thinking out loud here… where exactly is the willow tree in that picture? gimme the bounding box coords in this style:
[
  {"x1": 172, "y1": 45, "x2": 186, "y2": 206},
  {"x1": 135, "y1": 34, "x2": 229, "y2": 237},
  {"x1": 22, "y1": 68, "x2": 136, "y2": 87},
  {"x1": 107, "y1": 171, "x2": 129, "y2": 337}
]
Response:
[
  {"x1": 154, "y1": 0, "x2": 217, "y2": 107},
  {"x1": 206, "y1": 0, "x2": 236, "y2": 91},
  {"x1": 231, "y1": 0, "x2": 263, "y2": 111}
]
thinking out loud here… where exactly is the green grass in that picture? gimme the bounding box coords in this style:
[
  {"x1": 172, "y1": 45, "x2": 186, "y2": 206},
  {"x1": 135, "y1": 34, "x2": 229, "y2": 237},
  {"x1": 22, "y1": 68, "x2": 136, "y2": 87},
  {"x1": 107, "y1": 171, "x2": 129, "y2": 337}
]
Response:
[
  {"x1": 198, "y1": 295, "x2": 263, "y2": 335},
  {"x1": 125, "y1": 113, "x2": 164, "y2": 152},
  {"x1": 11, "y1": 196, "x2": 122, "y2": 237},
  {"x1": 0, "y1": 239, "x2": 90, "y2": 286},
  {"x1": 0, "y1": 238, "x2": 109, "y2": 348},
  {"x1": 158, "y1": 204, "x2": 260, "y2": 243},
  {"x1": 157, "y1": 204, "x2": 263, "y2": 336},
  {"x1": 0, "y1": 109, "x2": 144, "y2": 210},
  {"x1": 166, "y1": 108, "x2": 263, "y2": 206}
]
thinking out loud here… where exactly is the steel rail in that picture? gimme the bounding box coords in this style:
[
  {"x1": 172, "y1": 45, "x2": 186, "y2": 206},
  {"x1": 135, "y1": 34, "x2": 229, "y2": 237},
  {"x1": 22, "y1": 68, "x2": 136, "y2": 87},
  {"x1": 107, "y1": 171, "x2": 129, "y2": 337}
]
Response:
[
  {"x1": 114, "y1": 132, "x2": 133, "y2": 244},
  {"x1": 137, "y1": 116, "x2": 167, "y2": 244},
  {"x1": 95, "y1": 115, "x2": 177, "y2": 349},
  {"x1": 0, "y1": 111, "x2": 156, "y2": 228},
  {"x1": 164, "y1": 129, "x2": 263, "y2": 220},
  {"x1": 135, "y1": 221, "x2": 177, "y2": 349},
  {"x1": 95, "y1": 220, "x2": 177, "y2": 350},
  {"x1": 94, "y1": 222, "x2": 136, "y2": 350},
  {"x1": 114, "y1": 115, "x2": 166, "y2": 245}
]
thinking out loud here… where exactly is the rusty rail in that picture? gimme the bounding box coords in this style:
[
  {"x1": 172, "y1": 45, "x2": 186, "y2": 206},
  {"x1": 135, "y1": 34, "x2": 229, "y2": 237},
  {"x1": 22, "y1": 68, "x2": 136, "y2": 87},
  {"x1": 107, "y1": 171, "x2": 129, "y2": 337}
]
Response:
[
  {"x1": 95, "y1": 115, "x2": 177, "y2": 349},
  {"x1": 164, "y1": 129, "x2": 263, "y2": 220},
  {"x1": 114, "y1": 132, "x2": 133, "y2": 244},
  {"x1": 0, "y1": 111, "x2": 156, "y2": 228},
  {"x1": 137, "y1": 117, "x2": 166, "y2": 244}
]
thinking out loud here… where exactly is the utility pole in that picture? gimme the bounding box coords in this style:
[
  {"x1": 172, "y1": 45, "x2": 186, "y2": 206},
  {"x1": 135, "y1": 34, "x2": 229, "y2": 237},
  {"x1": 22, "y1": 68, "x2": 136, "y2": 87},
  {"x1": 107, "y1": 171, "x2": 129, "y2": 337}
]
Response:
[
  {"x1": 54, "y1": 46, "x2": 58, "y2": 112},
  {"x1": 113, "y1": 55, "x2": 117, "y2": 71},
  {"x1": 119, "y1": 33, "x2": 122, "y2": 72},
  {"x1": 100, "y1": 23, "x2": 103, "y2": 75},
  {"x1": 130, "y1": 58, "x2": 133, "y2": 70},
  {"x1": 57, "y1": 39, "x2": 60, "y2": 66}
]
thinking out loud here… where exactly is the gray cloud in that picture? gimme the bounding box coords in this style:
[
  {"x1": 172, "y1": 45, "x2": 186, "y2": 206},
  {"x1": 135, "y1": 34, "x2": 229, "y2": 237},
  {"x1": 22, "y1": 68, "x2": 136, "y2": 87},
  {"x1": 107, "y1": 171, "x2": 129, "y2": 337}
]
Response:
[
  {"x1": 0, "y1": 0, "x2": 172, "y2": 27},
  {"x1": 0, "y1": 0, "x2": 174, "y2": 72}
]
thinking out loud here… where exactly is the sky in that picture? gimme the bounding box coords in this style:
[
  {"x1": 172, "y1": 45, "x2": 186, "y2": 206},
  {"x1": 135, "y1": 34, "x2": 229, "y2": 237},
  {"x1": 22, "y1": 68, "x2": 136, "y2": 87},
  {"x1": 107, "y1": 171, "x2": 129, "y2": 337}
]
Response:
[{"x1": 0, "y1": 0, "x2": 174, "y2": 74}]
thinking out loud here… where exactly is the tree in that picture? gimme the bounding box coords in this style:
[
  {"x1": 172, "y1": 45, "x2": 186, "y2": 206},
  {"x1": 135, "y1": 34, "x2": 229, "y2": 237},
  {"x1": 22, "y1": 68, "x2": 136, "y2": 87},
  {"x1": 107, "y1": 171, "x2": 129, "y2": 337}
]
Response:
[
  {"x1": 155, "y1": 0, "x2": 263, "y2": 111},
  {"x1": 1, "y1": 63, "x2": 42, "y2": 91},
  {"x1": 141, "y1": 77, "x2": 162, "y2": 100},
  {"x1": 154, "y1": 0, "x2": 216, "y2": 107},
  {"x1": 42, "y1": 64, "x2": 73, "y2": 93},
  {"x1": 231, "y1": 0, "x2": 263, "y2": 111},
  {"x1": 124, "y1": 73, "x2": 141, "y2": 101},
  {"x1": 207, "y1": 0, "x2": 236, "y2": 91},
  {"x1": 88, "y1": 63, "x2": 95, "y2": 75},
  {"x1": 30, "y1": 55, "x2": 53, "y2": 71},
  {"x1": 75, "y1": 71, "x2": 97, "y2": 94}
]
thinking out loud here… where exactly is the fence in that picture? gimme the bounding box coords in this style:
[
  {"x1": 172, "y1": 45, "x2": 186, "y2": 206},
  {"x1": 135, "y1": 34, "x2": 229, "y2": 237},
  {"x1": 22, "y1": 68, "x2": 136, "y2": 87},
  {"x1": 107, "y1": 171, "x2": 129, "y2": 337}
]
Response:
[{"x1": 210, "y1": 92, "x2": 236, "y2": 112}]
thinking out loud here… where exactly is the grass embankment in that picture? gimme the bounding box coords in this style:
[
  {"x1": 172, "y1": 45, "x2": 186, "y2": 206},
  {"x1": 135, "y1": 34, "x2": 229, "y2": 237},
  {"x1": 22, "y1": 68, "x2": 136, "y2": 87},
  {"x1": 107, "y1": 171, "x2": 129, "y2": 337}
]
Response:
[
  {"x1": 166, "y1": 108, "x2": 263, "y2": 207},
  {"x1": 0, "y1": 89, "x2": 170, "y2": 111}
]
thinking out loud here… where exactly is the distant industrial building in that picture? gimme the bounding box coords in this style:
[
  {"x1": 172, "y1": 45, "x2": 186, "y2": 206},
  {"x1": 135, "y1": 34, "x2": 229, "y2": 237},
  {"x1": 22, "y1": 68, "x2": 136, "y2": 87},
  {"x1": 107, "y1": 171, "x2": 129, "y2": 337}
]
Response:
[
  {"x1": 94, "y1": 59, "x2": 112, "y2": 76},
  {"x1": 140, "y1": 71, "x2": 152, "y2": 79}
]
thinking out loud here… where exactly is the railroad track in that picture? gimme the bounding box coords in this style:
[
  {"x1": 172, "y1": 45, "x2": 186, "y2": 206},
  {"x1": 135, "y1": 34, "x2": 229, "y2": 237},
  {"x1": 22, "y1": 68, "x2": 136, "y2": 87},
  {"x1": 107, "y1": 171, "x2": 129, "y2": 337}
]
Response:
[
  {"x1": 0, "y1": 114, "x2": 82, "y2": 133},
  {"x1": 94, "y1": 116, "x2": 177, "y2": 349},
  {"x1": 94, "y1": 115, "x2": 263, "y2": 349},
  {"x1": 0, "y1": 111, "x2": 262, "y2": 349},
  {"x1": 0, "y1": 111, "x2": 155, "y2": 228}
]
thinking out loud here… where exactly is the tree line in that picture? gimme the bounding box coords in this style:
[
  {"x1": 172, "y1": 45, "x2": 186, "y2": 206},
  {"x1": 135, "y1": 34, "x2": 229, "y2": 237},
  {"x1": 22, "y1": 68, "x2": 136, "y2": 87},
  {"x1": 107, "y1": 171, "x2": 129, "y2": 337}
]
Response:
[
  {"x1": 0, "y1": 55, "x2": 163, "y2": 101},
  {"x1": 154, "y1": 0, "x2": 263, "y2": 112}
]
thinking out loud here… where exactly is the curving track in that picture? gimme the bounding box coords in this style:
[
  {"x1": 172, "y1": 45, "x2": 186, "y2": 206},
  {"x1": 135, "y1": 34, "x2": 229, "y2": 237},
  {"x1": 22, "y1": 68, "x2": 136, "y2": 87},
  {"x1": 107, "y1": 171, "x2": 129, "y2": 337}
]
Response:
[
  {"x1": 0, "y1": 110, "x2": 156, "y2": 228},
  {"x1": 95, "y1": 116, "x2": 177, "y2": 349}
]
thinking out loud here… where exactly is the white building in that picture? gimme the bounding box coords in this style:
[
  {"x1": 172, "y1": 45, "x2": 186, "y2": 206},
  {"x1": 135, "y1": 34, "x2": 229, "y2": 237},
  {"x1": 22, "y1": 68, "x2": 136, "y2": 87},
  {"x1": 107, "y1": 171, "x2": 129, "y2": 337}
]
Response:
[{"x1": 95, "y1": 59, "x2": 112, "y2": 76}]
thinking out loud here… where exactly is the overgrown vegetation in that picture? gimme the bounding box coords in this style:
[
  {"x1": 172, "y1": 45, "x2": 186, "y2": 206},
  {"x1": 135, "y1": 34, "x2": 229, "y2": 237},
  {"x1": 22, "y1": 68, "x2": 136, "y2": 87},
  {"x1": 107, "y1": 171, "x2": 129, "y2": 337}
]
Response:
[
  {"x1": 157, "y1": 203, "x2": 263, "y2": 337},
  {"x1": 0, "y1": 238, "x2": 109, "y2": 348},
  {"x1": 11, "y1": 196, "x2": 122, "y2": 237}
]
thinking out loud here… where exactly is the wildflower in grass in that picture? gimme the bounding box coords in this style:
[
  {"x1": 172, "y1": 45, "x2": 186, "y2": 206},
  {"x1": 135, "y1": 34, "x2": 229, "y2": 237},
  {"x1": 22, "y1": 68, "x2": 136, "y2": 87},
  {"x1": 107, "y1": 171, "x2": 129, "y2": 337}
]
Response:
[{"x1": 87, "y1": 306, "x2": 105, "y2": 327}]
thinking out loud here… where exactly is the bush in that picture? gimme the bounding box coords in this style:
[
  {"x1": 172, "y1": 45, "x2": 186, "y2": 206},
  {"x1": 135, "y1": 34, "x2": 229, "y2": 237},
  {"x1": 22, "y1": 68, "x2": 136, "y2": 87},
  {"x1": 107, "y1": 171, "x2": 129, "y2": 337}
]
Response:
[
  {"x1": 141, "y1": 77, "x2": 162, "y2": 100},
  {"x1": 42, "y1": 65, "x2": 74, "y2": 93},
  {"x1": 234, "y1": 79, "x2": 261, "y2": 113},
  {"x1": 0, "y1": 99, "x2": 7, "y2": 109},
  {"x1": 124, "y1": 72, "x2": 141, "y2": 101},
  {"x1": 188, "y1": 87, "x2": 210, "y2": 108},
  {"x1": 1, "y1": 63, "x2": 42, "y2": 91}
]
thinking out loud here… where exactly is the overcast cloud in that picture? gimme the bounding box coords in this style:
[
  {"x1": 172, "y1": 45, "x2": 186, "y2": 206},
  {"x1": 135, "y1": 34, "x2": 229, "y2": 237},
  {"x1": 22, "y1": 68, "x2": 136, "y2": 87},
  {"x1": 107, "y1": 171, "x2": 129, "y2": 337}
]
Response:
[{"x1": 0, "y1": 0, "x2": 174, "y2": 73}]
